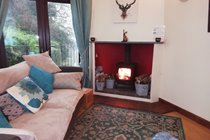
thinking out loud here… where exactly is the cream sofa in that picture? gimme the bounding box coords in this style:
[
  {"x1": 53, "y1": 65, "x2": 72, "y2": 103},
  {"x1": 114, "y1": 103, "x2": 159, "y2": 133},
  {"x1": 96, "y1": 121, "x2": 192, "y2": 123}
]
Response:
[
  {"x1": 10, "y1": 89, "x2": 84, "y2": 140},
  {"x1": 0, "y1": 62, "x2": 85, "y2": 140}
]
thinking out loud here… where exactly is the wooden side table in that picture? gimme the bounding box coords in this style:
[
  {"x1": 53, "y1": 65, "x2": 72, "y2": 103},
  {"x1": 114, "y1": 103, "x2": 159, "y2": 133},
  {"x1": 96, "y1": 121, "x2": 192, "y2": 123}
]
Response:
[
  {"x1": 82, "y1": 88, "x2": 93, "y2": 109},
  {"x1": 77, "y1": 88, "x2": 93, "y2": 116}
]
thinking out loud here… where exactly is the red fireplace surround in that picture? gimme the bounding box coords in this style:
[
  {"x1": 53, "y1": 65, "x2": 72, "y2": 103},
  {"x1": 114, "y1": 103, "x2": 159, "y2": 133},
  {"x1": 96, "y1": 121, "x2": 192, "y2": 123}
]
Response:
[{"x1": 95, "y1": 42, "x2": 154, "y2": 79}]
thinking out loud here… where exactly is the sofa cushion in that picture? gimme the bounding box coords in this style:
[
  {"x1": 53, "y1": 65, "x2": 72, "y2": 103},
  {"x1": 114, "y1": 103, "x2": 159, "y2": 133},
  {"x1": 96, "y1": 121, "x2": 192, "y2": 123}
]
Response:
[
  {"x1": 11, "y1": 108, "x2": 71, "y2": 140},
  {"x1": 44, "y1": 89, "x2": 84, "y2": 110},
  {"x1": 29, "y1": 66, "x2": 54, "y2": 94},
  {"x1": 0, "y1": 93, "x2": 26, "y2": 121},
  {"x1": 0, "y1": 110, "x2": 12, "y2": 128},
  {"x1": 7, "y1": 77, "x2": 48, "y2": 113},
  {"x1": 22, "y1": 51, "x2": 61, "y2": 74},
  {"x1": 53, "y1": 72, "x2": 83, "y2": 90},
  {"x1": 10, "y1": 89, "x2": 84, "y2": 140},
  {"x1": 0, "y1": 61, "x2": 30, "y2": 94}
]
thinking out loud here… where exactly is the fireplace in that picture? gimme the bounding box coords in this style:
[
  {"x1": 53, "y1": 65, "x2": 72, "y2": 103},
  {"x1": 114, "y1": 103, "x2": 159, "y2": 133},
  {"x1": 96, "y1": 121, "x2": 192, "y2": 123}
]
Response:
[
  {"x1": 116, "y1": 62, "x2": 136, "y2": 88},
  {"x1": 118, "y1": 68, "x2": 131, "y2": 80},
  {"x1": 115, "y1": 44, "x2": 136, "y2": 88},
  {"x1": 94, "y1": 42, "x2": 154, "y2": 99}
]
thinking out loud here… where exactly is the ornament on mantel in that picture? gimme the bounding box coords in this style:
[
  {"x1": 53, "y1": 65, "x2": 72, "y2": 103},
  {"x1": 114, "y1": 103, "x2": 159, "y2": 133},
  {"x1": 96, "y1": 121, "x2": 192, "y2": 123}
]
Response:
[{"x1": 122, "y1": 29, "x2": 128, "y2": 42}]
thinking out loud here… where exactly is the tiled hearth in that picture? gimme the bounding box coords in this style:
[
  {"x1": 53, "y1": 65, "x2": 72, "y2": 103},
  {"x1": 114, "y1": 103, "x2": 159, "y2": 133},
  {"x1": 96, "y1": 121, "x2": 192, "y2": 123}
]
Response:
[{"x1": 96, "y1": 87, "x2": 150, "y2": 99}]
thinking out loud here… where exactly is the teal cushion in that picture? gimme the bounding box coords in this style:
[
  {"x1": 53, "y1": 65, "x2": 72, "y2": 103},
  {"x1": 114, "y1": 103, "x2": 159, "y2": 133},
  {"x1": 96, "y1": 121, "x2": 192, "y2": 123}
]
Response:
[
  {"x1": 0, "y1": 110, "x2": 12, "y2": 128},
  {"x1": 29, "y1": 65, "x2": 54, "y2": 94},
  {"x1": 7, "y1": 77, "x2": 48, "y2": 113}
]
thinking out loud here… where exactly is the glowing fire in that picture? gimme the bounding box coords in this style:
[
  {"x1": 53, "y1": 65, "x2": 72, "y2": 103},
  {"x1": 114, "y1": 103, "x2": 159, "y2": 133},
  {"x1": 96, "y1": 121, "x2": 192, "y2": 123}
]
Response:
[{"x1": 117, "y1": 68, "x2": 131, "y2": 80}]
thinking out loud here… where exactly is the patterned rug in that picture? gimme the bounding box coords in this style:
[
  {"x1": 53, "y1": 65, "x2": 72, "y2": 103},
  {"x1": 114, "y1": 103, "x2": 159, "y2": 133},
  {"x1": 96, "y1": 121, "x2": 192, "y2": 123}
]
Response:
[{"x1": 68, "y1": 104, "x2": 185, "y2": 140}]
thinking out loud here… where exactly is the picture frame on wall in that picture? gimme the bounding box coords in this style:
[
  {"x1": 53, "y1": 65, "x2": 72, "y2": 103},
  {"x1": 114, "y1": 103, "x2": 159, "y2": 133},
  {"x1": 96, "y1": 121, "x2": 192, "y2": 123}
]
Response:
[{"x1": 208, "y1": 0, "x2": 210, "y2": 32}]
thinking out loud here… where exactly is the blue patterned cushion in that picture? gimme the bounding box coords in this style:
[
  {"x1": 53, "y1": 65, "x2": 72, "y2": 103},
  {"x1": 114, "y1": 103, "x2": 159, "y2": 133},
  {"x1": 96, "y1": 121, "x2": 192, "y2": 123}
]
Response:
[
  {"x1": 0, "y1": 93, "x2": 26, "y2": 121},
  {"x1": 0, "y1": 110, "x2": 12, "y2": 128},
  {"x1": 29, "y1": 65, "x2": 54, "y2": 94},
  {"x1": 6, "y1": 77, "x2": 48, "y2": 113}
]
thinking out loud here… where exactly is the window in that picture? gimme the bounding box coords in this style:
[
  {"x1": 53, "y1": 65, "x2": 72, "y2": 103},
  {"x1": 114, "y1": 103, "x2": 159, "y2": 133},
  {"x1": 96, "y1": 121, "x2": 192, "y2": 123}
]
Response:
[
  {"x1": 48, "y1": 2, "x2": 79, "y2": 66},
  {"x1": 3, "y1": 0, "x2": 39, "y2": 66},
  {"x1": 1, "y1": 0, "x2": 78, "y2": 67}
]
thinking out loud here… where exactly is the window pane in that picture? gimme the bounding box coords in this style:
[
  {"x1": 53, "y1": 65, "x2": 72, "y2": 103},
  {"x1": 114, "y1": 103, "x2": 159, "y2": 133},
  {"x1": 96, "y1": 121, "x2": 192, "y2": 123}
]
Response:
[
  {"x1": 3, "y1": 0, "x2": 39, "y2": 66},
  {"x1": 48, "y1": 2, "x2": 79, "y2": 66}
]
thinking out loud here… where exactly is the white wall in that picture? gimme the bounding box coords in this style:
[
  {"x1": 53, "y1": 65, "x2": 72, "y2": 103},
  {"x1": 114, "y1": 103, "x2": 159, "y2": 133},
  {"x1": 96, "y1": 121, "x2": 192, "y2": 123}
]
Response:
[
  {"x1": 91, "y1": 0, "x2": 210, "y2": 121},
  {"x1": 161, "y1": 0, "x2": 210, "y2": 121},
  {"x1": 91, "y1": 0, "x2": 164, "y2": 41}
]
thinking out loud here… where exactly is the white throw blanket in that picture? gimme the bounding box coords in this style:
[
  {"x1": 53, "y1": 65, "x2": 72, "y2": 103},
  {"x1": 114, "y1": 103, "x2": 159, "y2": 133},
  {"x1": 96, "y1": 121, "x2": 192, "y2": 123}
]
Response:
[{"x1": 0, "y1": 128, "x2": 37, "y2": 140}]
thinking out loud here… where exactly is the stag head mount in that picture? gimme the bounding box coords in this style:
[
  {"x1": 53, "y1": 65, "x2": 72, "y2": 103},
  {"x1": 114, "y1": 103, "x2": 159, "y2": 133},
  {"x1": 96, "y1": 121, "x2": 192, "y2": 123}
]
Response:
[{"x1": 116, "y1": 0, "x2": 136, "y2": 20}]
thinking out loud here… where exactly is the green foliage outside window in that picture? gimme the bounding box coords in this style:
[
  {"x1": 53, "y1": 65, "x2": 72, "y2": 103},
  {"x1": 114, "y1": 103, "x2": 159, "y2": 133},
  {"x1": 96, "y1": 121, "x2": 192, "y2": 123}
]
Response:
[{"x1": 3, "y1": 0, "x2": 78, "y2": 67}]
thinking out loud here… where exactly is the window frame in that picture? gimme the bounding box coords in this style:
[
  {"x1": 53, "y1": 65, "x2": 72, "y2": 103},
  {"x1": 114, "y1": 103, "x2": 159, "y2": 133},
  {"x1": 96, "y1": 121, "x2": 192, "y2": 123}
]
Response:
[
  {"x1": 208, "y1": 0, "x2": 210, "y2": 32},
  {"x1": 48, "y1": 0, "x2": 70, "y2": 3},
  {"x1": 0, "y1": 0, "x2": 73, "y2": 68},
  {"x1": 0, "y1": 35, "x2": 7, "y2": 68}
]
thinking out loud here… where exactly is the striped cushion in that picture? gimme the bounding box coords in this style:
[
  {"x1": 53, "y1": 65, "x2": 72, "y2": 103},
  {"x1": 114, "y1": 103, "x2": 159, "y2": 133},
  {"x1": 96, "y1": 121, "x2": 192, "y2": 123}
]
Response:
[{"x1": 0, "y1": 93, "x2": 26, "y2": 121}]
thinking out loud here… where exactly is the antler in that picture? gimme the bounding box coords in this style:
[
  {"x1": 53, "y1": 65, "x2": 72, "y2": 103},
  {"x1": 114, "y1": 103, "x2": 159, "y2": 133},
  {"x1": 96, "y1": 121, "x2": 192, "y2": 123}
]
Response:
[
  {"x1": 115, "y1": 0, "x2": 120, "y2": 6},
  {"x1": 116, "y1": 0, "x2": 123, "y2": 9},
  {"x1": 125, "y1": 0, "x2": 136, "y2": 9},
  {"x1": 116, "y1": 0, "x2": 136, "y2": 9}
]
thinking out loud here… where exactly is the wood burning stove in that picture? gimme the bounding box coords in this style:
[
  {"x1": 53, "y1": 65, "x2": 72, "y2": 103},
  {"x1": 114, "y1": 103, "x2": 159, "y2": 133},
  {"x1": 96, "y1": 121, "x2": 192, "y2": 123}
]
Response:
[
  {"x1": 116, "y1": 62, "x2": 136, "y2": 88},
  {"x1": 116, "y1": 44, "x2": 136, "y2": 88}
]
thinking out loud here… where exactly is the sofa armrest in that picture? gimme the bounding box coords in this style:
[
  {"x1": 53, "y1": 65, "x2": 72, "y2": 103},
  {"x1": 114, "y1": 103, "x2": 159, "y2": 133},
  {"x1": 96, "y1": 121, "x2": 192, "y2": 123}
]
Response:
[
  {"x1": 0, "y1": 128, "x2": 37, "y2": 140},
  {"x1": 0, "y1": 134, "x2": 21, "y2": 140}
]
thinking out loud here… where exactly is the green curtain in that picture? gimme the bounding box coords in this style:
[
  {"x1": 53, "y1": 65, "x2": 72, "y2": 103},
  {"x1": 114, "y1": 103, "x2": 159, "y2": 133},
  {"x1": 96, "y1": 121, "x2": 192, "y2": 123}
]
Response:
[
  {"x1": 71, "y1": 0, "x2": 92, "y2": 87},
  {"x1": 0, "y1": 0, "x2": 9, "y2": 36}
]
